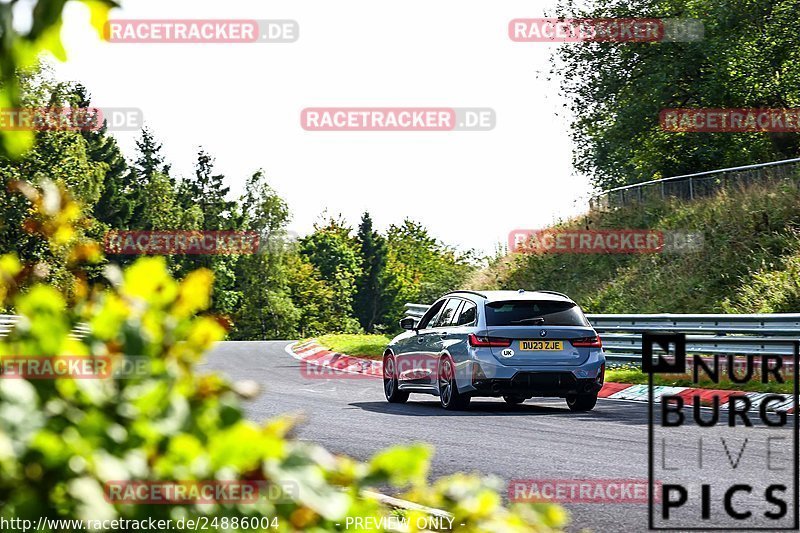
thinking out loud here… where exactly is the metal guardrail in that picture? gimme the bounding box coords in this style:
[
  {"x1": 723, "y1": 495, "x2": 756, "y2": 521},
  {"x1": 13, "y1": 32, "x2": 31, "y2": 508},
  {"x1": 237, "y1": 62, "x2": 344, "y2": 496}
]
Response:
[
  {"x1": 403, "y1": 304, "x2": 800, "y2": 365},
  {"x1": 404, "y1": 304, "x2": 429, "y2": 319},
  {"x1": 0, "y1": 314, "x2": 19, "y2": 337},
  {"x1": 0, "y1": 314, "x2": 89, "y2": 340},
  {"x1": 589, "y1": 157, "x2": 800, "y2": 209}
]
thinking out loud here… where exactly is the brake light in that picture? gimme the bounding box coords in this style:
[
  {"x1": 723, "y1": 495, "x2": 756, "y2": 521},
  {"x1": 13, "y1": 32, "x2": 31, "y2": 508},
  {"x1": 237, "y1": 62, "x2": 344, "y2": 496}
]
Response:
[
  {"x1": 571, "y1": 335, "x2": 602, "y2": 348},
  {"x1": 468, "y1": 334, "x2": 512, "y2": 348}
]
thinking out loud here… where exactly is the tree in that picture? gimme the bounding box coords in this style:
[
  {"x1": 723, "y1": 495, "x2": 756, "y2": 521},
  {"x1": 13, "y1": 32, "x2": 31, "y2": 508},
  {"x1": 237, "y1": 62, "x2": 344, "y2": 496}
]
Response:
[
  {"x1": 170, "y1": 149, "x2": 242, "y2": 317},
  {"x1": 299, "y1": 217, "x2": 362, "y2": 333},
  {"x1": 75, "y1": 83, "x2": 133, "y2": 230},
  {"x1": 128, "y1": 128, "x2": 172, "y2": 229},
  {"x1": 553, "y1": 0, "x2": 800, "y2": 189},
  {"x1": 231, "y1": 170, "x2": 300, "y2": 339},
  {"x1": 385, "y1": 219, "x2": 476, "y2": 323},
  {"x1": 89, "y1": 127, "x2": 132, "y2": 229},
  {"x1": 180, "y1": 149, "x2": 236, "y2": 231},
  {"x1": 285, "y1": 250, "x2": 342, "y2": 337},
  {"x1": 0, "y1": 74, "x2": 107, "y2": 294},
  {"x1": 353, "y1": 212, "x2": 392, "y2": 332}
]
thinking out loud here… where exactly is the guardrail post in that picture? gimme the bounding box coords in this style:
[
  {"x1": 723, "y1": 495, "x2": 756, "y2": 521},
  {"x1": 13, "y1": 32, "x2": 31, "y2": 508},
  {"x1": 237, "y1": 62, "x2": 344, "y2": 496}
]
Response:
[{"x1": 688, "y1": 176, "x2": 694, "y2": 200}]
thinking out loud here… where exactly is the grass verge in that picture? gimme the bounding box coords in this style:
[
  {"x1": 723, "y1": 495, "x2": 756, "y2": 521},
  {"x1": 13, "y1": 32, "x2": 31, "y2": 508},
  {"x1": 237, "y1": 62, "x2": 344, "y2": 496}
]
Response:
[
  {"x1": 607, "y1": 365, "x2": 793, "y2": 394},
  {"x1": 315, "y1": 333, "x2": 392, "y2": 360}
]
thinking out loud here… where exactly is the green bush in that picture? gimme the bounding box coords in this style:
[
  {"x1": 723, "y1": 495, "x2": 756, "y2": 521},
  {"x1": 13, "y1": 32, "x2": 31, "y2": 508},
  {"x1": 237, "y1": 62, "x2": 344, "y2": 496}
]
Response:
[
  {"x1": 722, "y1": 253, "x2": 800, "y2": 313},
  {"x1": 0, "y1": 183, "x2": 566, "y2": 532}
]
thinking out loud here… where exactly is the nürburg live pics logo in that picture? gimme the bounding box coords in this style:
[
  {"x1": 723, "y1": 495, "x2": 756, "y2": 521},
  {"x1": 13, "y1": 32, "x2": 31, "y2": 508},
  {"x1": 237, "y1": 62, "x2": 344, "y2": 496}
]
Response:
[{"x1": 645, "y1": 332, "x2": 799, "y2": 530}]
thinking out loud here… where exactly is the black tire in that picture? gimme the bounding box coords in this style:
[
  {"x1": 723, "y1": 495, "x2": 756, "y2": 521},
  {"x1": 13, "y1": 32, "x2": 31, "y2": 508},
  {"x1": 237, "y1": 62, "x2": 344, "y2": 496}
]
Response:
[
  {"x1": 438, "y1": 357, "x2": 470, "y2": 410},
  {"x1": 383, "y1": 354, "x2": 409, "y2": 404},
  {"x1": 503, "y1": 395, "x2": 525, "y2": 405},
  {"x1": 566, "y1": 392, "x2": 598, "y2": 411}
]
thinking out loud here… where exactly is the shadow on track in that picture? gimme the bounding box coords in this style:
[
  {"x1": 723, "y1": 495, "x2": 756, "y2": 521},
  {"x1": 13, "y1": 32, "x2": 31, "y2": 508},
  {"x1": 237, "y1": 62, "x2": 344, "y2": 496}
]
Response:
[{"x1": 348, "y1": 399, "x2": 637, "y2": 422}]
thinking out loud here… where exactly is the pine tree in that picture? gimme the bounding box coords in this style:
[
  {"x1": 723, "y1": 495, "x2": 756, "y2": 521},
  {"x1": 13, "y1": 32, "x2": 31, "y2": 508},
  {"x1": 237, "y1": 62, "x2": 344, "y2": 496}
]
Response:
[
  {"x1": 87, "y1": 124, "x2": 132, "y2": 229},
  {"x1": 354, "y1": 212, "x2": 391, "y2": 332},
  {"x1": 129, "y1": 128, "x2": 172, "y2": 229},
  {"x1": 181, "y1": 149, "x2": 235, "y2": 230},
  {"x1": 70, "y1": 84, "x2": 132, "y2": 230},
  {"x1": 172, "y1": 149, "x2": 242, "y2": 317}
]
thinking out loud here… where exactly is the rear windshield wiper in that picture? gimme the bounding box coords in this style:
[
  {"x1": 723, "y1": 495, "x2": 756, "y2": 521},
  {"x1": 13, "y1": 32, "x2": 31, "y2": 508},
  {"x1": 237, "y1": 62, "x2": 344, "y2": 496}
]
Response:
[{"x1": 510, "y1": 317, "x2": 546, "y2": 325}]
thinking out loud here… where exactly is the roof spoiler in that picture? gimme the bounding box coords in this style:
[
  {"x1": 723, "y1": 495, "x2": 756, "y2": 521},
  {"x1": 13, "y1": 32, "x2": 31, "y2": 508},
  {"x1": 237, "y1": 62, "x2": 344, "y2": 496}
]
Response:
[
  {"x1": 533, "y1": 290, "x2": 571, "y2": 299},
  {"x1": 445, "y1": 290, "x2": 488, "y2": 299}
]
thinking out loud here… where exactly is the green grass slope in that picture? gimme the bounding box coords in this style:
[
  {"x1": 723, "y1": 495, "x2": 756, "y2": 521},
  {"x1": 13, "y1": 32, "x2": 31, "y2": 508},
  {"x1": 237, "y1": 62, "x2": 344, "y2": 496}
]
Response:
[{"x1": 476, "y1": 182, "x2": 800, "y2": 313}]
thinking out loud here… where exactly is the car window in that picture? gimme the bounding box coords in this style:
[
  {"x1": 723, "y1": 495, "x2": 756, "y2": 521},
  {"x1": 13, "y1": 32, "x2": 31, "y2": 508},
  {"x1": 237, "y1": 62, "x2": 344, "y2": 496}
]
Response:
[
  {"x1": 433, "y1": 298, "x2": 461, "y2": 328},
  {"x1": 418, "y1": 299, "x2": 446, "y2": 329},
  {"x1": 484, "y1": 300, "x2": 589, "y2": 326},
  {"x1": 455, "y1": 301, "x2": 477, "y2": 326}
]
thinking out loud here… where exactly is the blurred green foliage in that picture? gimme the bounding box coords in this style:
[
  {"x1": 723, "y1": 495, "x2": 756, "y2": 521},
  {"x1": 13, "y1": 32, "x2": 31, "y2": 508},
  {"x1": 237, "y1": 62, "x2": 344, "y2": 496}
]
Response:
[{"x1": 0, "y1": 0, "x2": 117, "y2": 158}]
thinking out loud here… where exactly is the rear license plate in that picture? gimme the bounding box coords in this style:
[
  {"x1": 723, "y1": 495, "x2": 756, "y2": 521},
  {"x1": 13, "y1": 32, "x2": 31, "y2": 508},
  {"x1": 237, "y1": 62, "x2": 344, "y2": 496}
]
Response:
[{"x1": 520, "y1": 340, "x2": 563, "y2": 351}]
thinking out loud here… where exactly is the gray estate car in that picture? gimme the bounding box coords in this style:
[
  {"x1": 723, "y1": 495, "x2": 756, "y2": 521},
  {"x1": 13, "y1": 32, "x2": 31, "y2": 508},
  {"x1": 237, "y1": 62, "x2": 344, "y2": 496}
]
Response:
[{"x1": 383, "y1": 289, "x2": 605, "y2": 410}]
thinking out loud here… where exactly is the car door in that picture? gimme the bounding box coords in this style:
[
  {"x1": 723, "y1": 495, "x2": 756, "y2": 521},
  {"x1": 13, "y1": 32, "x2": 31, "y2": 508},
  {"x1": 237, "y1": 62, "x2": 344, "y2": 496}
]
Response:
[
  {"x1": 442, "y1": 299, "x2": 477, "y2": 390},
  {"x1": 419, "y1": 298, "x2": 462, "y2": 382},
  {"x1": 397, "y1": 298, "x2": 446, "y2": 386}
]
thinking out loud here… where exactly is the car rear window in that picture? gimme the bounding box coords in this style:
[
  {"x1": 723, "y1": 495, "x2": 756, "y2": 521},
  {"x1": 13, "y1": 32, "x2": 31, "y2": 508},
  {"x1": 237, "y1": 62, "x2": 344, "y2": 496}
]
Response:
[{"x1": 484, "y1": 300, "x2": 588, "y2": 326}]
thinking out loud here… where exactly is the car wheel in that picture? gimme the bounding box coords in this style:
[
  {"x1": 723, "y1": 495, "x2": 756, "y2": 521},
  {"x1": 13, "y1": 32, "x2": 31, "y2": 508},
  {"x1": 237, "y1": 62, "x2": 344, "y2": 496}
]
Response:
[
  {"x1": 383, "y1": 354, "x2": 409, "y2": 404},
  {"x1": 503, "y1": 395, "x2": 525, "y2": 405},
  {"x1": 438, "y1": 356, "x2": 470, "y2": 410},
  {"x1": 566, "y1": 392, "x2": 598, "y2": 411}
]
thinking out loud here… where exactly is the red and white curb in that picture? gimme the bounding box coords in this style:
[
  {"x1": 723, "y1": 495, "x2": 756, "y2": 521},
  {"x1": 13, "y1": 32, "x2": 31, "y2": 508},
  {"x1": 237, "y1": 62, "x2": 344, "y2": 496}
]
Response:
[
  {"x1": 287, "y1": 340, "x2": 382, "y2": 378},
  {"x1": 287, "y1": 341, "x2": 795, "y2": 411},
  {"x1": 598, "y1": 383, "x2": 795, "y2": 413}
]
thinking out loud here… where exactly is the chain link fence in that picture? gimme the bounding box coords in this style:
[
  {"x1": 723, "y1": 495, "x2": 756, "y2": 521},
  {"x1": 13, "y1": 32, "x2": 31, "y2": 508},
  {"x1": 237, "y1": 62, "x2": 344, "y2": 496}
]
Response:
[{"x1": 590, "y1": 157, "x2": 800, "y2": 209}]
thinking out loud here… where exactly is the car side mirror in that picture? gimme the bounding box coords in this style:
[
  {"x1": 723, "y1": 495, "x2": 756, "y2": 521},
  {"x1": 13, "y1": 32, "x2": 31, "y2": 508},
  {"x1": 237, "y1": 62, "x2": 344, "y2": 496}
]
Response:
[{"x1": 399, "y1": 317, "x2": 418, "y2": 330}]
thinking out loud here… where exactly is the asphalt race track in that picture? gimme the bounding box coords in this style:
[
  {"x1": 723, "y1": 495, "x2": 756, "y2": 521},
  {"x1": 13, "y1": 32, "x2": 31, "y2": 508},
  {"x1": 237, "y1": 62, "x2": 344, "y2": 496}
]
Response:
[{"x1": 205, "y1": 341, "x2": 797, "y2": 533}]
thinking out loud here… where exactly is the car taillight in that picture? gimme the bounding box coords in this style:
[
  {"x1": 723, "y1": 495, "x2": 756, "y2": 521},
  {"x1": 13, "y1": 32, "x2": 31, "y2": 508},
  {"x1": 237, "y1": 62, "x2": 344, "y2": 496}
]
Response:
[
  {"x1": 571, "y1": 335, "x2": 602, "y2": 348},
  {"x1": 468, "y1": 334, "x2": 512, "y2": 347}
]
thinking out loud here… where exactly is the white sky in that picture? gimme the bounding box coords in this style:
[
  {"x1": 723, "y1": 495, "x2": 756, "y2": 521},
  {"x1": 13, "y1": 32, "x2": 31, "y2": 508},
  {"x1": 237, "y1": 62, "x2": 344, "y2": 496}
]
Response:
[{"x1": 54, "y1": 0, "x2": 594, "y2": 255}]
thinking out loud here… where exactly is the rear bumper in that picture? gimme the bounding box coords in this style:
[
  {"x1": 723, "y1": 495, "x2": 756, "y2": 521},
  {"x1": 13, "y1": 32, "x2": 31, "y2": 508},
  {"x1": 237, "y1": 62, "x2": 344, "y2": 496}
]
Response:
[
  {"x1": 471, "y1": 373, "x2": 601, "y2": 397},
  {"x1": 456, "y1": 347, "x2": 605, "y2": 397}
]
